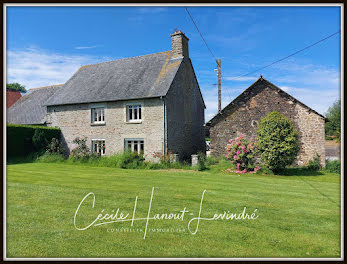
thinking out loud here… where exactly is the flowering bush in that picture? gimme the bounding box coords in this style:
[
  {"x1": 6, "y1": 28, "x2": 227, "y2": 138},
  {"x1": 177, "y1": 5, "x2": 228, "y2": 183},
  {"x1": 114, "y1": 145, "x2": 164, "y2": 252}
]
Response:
[
  {"x1": 45, "y1": 138, "x2": 65, "y2": 155},
  {"x1": 71, "y1": 137, "x2": 91, "y2": 160},
  {"x1": 152, "y1": 152, "x2": 175, "y2": 163},
  {"x1": 225, "y1": 134, "x2": 261, "y2": 174}
]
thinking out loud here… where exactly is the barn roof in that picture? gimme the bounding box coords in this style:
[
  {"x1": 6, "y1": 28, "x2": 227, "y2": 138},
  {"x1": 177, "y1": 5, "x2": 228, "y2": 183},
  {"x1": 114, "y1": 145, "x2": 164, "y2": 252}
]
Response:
[
  {"x1": 45, "y1": 51, "x2": 183, "y2": 106},
  {"x1": 7, "y1": 84, "x2": 63, "y2": 125},
  {"x1": 206, "y1": 76, "x2": 325, "y2": 127}
]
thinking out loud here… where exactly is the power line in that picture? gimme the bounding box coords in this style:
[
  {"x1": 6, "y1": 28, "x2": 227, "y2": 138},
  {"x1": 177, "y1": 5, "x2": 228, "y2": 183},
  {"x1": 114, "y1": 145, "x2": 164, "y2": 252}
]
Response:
[
  {"x1": 226, "y1": 30, "x2": 341, "y2": 81},
  {"x1": 185, "y1": 7, "x2": 218, "y2": 64}
]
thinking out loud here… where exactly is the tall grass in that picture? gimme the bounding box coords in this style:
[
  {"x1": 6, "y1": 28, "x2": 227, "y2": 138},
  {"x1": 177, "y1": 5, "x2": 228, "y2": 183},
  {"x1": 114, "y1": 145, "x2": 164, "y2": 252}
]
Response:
[{"x1": 35, "y1": 152, "x2": 194, "y2": 170}]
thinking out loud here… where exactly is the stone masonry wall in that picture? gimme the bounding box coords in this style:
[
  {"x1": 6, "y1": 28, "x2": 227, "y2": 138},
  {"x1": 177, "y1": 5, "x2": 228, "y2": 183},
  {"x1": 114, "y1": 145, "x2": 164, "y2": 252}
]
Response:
[
  {"x1": 210, "y1": 85, "x2": 325, "y2": 166},
  {"x1": 166, "y1": 58, "x2": 205, "y2": 160},
  {"x1": 295, "y1": 103, "x2": 326, "y2": 166},
  {"x1": 46, "y1": 98, "x2": 164, "y2": 160},
  {"x1": 171, "y1": 32, "x2": 189, "y2": 59}
]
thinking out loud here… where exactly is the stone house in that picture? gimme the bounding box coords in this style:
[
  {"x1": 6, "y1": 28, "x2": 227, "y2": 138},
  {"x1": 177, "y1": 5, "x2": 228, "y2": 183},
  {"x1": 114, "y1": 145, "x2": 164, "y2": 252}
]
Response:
[
  {"x1": 43, "y1": 31, "x2": 206, "y2": 160},
  {"x1": 206, "y1": 76, "x2": 325, "y2": 166}
]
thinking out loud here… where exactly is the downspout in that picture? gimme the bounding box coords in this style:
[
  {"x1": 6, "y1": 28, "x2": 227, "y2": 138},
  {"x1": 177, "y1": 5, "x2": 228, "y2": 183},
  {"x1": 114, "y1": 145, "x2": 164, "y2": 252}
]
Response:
[{"x1": 161, "y1": 96, "x2": 167, "y2": 155}]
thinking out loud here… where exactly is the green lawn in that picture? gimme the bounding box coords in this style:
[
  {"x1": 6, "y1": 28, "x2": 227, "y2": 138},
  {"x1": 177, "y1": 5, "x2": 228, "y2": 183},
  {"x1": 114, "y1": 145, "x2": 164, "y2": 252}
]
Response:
[{"x1": 6, "y1": 162, "x2": 341, "y2": 258}]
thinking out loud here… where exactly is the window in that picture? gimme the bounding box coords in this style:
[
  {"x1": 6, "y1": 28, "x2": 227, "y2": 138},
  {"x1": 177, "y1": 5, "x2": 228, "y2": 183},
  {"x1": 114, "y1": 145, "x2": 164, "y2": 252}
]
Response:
[
  {"x1": 125, "y1": 139, "x2": 144, "y2": 153},
  {"x1": 92, "y1": 140, "x2": 106, "y2": 156},
  {"x1": 91, "y1": 107, "x2": 105, "y2": 124},
  {"x1": 251, "y1": 120, "x2": 258, "y2": 127},
  {"x1": 127, "y1": 104, "x2": 142, "y2": 121}
]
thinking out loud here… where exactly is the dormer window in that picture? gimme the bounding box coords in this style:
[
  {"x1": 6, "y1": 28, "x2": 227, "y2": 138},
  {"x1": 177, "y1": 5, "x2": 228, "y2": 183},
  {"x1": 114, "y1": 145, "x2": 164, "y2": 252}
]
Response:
[
  {"x1": 91, "y1": 107, "x2": 105, "y2": 124},
  {"x1": 127, "y1": 104, "x2": 142, "y2": 122}
]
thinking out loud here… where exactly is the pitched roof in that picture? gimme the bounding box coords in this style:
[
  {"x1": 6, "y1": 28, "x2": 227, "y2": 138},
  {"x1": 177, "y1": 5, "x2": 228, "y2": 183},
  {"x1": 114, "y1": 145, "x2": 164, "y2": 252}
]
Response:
[
  {"x1": 6, "y1": 89, "x2": 22, "y2": 108},
  {"x1": 206, "y1": 76, "x2": 325, "y2": 127},
  {"x1": 7, "y1": 84, "x2": 63, "y2": 125},
  {"x1": 45, "y1": 51, "x2": 183, "y2": 106}
]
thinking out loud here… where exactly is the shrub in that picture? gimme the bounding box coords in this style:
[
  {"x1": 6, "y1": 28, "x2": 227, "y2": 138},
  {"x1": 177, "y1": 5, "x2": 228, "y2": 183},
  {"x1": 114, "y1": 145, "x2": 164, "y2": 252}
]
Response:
[
  {"x1": 196, "y1": 152, "x2": 207, "y2": 171},
  {"x1": 306, "y1": 153, "x2": 321, "y2": 171},
  {"x1": 118, "y1": 151, "x2": 145, "y2": 169},
  {"x1": 46, "y1": 138, "x2": 65, "y2": 155},
  {"x1": 325, "y1": 160, "x2": 341, "y2": 174},
  {"x1": 71, "y1": 137, "x2": 92, "y2": 161},
  {"x1": 7, "y1": 124, "x2": 61, "y2": 158},
  {"x1": 225, "y1": 134, "x2": 260, "y2": 173},
  {"x1": 206, "y1": 155, "x2": 219, "y2": 166},
  {"x1": 257, "y1": 112, "x2": 299, "y2": 173}
]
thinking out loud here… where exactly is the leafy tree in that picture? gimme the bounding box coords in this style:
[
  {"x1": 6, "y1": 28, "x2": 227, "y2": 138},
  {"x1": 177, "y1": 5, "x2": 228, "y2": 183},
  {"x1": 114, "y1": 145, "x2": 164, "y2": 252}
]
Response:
[
  {"x1": 257, "y1": 111, "x2": 300, "y2": 173},
  {"x1": 325, "y1": 100, "x2": 341, "y2": 142},
  {"x1": 6, "y1": 83, "x2": 27, "y2": 92}
]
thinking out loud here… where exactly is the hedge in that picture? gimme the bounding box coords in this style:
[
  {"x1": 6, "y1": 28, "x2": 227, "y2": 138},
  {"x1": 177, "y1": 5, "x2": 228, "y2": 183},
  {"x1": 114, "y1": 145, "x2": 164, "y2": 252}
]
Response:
[{"x1": 7, "y1": 124, "x2": 61, "y2": 158}]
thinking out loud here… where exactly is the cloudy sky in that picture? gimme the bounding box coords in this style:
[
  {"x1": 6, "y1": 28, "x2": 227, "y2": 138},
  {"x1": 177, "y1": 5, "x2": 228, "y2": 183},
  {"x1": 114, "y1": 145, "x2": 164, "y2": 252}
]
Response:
[{"x1": 6, "y1": 5, "x2": 341, "y2": 120}]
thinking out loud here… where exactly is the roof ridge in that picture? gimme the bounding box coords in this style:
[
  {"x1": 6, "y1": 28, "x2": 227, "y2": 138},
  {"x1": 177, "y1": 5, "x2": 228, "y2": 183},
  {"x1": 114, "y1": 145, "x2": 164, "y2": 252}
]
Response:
[
  {"x1": 207, "y1": 76, "x2": 325, "y2": 125},
  {"x1": 79, "y1": 50, "x2": 171, "y2": 70},
  {"x1": 29, "y1": 84, "x2": 64, "y2": 91}
]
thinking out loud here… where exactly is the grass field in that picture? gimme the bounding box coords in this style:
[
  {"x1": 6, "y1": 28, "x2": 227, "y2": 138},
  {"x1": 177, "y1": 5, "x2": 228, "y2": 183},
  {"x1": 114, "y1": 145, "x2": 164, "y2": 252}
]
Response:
[{"x1": 6, "y1": 162, "x2": 341, "y2": 258}]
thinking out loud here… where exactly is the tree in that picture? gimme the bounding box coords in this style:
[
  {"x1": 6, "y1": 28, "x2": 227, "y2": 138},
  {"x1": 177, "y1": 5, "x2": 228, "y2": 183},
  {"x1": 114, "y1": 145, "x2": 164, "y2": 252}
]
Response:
[
  {"x1": 6, "y1": 83, "x2": 27, "y2": 92},
  {"x1": 257, "y1": 111, "x2": 300, "y2": 173},
  {"x1": 325, "y1": 100, "x2": 341, "y2": 142}
]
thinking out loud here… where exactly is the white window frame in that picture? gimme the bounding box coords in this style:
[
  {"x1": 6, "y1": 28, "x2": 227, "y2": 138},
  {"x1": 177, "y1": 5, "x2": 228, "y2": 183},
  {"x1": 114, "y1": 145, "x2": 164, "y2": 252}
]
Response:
[
  {"x1": 126, "y1": 103, "x2": 142, "y2": 122},
  {"x1": 91, "y1": 106, "x2": 105, "y2": 124},
  {"x1": 92, "y1": 139, "x2": 106, "y2": 156},
  {"x1": 124, "y1": 139, "x2": 144, "y2": 153}
]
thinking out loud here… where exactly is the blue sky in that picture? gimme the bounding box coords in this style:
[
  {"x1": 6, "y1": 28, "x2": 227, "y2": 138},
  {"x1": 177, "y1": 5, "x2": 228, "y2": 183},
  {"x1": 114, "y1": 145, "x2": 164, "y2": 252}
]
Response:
[{"x1": 6, "y1": 5, "x2": 341, "y2": 120}]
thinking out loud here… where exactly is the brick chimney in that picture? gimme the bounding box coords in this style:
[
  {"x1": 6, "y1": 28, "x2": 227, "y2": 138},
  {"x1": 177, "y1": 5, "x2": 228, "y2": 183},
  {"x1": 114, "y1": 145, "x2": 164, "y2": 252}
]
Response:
[{"x1": 170, "y1": 30, "x2": 189, "y2": 59}]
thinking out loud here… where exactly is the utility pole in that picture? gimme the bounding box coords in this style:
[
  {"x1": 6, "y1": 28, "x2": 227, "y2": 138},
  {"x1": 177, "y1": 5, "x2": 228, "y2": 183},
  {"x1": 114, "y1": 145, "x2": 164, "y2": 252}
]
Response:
[{"x1": 217, "y1": 58, "x2": 222, "y2": 113}]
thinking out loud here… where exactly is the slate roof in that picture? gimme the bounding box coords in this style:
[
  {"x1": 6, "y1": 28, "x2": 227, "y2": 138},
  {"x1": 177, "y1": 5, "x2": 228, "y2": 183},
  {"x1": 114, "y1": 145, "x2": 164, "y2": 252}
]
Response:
[
  {"x1": 45, "y1": 51, "x2": 183, "y2": 106},
  {"x1": 7, "y1": 84, "x2": 63, "y2": 125},
  {"x1": 206, "y1": 76, "x2": 325, "y2": 127}
]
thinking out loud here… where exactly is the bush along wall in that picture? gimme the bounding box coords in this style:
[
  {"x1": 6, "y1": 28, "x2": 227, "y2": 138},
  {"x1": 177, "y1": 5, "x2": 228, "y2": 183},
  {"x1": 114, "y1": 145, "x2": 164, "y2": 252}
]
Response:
[{"x1": 7, "y1": 124, "x2": 61, "y2": 158}]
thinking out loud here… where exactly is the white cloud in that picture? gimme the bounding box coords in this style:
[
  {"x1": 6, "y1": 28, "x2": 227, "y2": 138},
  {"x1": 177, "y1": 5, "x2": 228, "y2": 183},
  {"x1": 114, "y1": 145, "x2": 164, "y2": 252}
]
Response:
[
  {"x1": 268, "y1": 61, "x2": 341, "y2": 115},
  {"x1": 6, "y1": 47, "x2": 111, "y2": 89},
  {"x1": 279, "y1": 85, "x2": 339, "y2": 115},
  {"x1": 271, "y1": 61, "x2": 340, "y2": 88}
]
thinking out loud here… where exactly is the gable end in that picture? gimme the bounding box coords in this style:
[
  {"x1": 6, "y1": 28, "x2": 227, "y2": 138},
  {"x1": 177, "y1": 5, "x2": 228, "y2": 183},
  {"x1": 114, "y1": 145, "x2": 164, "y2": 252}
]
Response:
[{"x1": 207, "y1": 77, "x2": 325, "y2": 127}]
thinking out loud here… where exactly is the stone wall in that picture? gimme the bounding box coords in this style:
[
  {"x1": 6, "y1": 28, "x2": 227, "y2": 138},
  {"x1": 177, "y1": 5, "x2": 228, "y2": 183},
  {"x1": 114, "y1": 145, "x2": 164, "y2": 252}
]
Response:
[
  {"x1": 46, "y1": 98, "x2": 164, "y2": 160},
  {"x1": 166, "y1": 58, "x2": 206, "y2": 160},
  {"x1": 295, "y1": 103, "x2": 326, "y2": 166},
  {"x1": 209, "y1": 83, "x2": 325, "y2": 166}
]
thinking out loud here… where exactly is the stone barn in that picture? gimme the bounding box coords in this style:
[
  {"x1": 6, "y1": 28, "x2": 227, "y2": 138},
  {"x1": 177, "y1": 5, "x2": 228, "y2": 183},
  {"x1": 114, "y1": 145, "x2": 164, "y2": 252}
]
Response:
[{"x1": 206, "y1": 76, "x2": 325, "y2": 166}]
